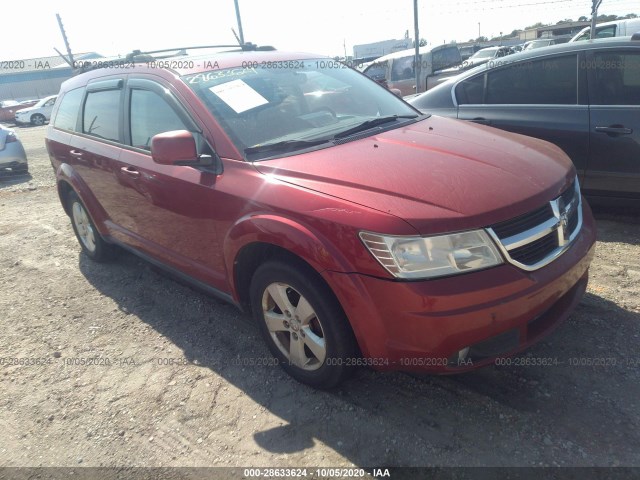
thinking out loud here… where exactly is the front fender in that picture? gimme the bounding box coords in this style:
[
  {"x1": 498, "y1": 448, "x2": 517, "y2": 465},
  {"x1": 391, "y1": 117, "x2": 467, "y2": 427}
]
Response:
[{"x1": 223, "y1": 212, "x2": 357, "y2": 290}]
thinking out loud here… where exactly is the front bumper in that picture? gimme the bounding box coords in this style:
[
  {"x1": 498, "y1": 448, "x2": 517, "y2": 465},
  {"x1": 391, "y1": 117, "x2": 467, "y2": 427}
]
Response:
[
  {"x1": 0, "y1": 143, "x2": 28, "y2": 171},
  {"x1": 323, "y1": 201, "x2": 597, "y2": 372}
]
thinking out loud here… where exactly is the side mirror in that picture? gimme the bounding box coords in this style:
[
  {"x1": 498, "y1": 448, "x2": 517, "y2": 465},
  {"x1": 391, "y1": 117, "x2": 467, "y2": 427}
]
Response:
[{"x1": 151, "y1": 130, "x2": 198, "y2": 165}]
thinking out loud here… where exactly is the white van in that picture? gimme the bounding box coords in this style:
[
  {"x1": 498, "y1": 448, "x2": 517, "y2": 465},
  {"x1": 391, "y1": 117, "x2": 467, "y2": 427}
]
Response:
[
  {"x1": 570, "y1": 18, "x2": 640, "y2": 42},
  {"x1": 362, "y1": 44, "x2": 462, "y2": 96}
]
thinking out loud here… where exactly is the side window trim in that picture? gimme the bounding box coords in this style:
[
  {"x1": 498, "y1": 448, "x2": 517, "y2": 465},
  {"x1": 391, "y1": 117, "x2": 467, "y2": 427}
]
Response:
[
  {"x1": 124, "y1": 77, "x2": 218, "y2": 163},
  {"x1": 86, "y1": 78, "x2": 124, "y2": 92},
  {"x1": 80, "y1": 80, "x2": 125, "y2": 144},
  {"x1": 126, "y1": 78, "x2": 200, "y2": 134}
]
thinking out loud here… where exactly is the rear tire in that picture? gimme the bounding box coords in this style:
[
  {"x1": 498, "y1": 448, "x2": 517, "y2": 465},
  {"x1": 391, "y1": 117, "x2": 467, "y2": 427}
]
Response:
[
  {"x1": 67, "y1": 191, "x2": 115, "y2": 262},
  {"x1": 250, "y1": 260, "x2": 357, "y2": 389}
]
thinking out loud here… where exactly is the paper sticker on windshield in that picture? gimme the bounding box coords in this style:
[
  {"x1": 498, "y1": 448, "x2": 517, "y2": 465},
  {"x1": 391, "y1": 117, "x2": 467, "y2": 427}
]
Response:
[{"x1": 209, "y1": 79, "x2": 268, "y2": 113}]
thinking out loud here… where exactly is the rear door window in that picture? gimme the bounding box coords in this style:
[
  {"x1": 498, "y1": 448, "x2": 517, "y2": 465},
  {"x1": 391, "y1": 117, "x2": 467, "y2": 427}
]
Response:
[
  {"x1": 83, "y1": 89, "x2": 121, "y2": 142},
  {"x1": 485, "y1": 55, "x2": 578, "y2": 104},
  {"x1": 591, "y1": 52, "x2": 640, "y2": 105},
  {"x1": 456, "y1": 74, "x2": 485, "y2": 104}
]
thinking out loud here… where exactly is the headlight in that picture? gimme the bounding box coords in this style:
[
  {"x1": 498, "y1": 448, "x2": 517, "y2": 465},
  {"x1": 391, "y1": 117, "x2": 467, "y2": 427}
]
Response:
[{"x1": 360, "y1": 230, "x2": 503, "y2": 279}]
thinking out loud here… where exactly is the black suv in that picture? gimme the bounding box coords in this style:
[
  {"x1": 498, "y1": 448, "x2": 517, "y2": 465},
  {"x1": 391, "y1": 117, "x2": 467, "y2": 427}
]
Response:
[{"x1": 409, "y1": 36, "x2": 640, "y2": 205}]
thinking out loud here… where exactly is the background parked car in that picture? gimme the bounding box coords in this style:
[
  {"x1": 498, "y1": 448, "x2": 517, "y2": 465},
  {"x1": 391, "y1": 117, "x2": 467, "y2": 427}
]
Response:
[
  {"x1": 362, "y1": 44, "x2": 463, "y2": 95},
  {"x1": 0, "y1": 125, "x2": 28, "y2": 174},
  {"x1": 0, "y1": 100, "x2": 37, "y2": 123},
  {"x1": 523, "y1": 36, "x2": 572, "y2": 50},
  {"x1": 408, "y1": 36, "x2": 640, "y2": 205},
  {"x1": 459, "y1": 44, "x2": 484, "y2": 61},
  {"x1": 14, "y1": 95, "x2": 57, "y2": 126},
  {"x1": 570, "y1": 18, "x2": 640, "y2": 42},
  {"x1": 463, "y1": 46, "x2": 514, "y2": 68}
]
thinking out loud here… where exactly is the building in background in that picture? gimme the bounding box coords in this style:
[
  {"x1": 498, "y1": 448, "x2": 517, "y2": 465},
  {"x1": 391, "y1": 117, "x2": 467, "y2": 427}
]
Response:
[
  {"x1": 518, "y1": 21, "x2": 590, "y2": 41},
  {"x1": 353, "y1": 39, "x2": 414, "y2": 62},
  {"x1": 0, "y1": 52, "x2": 102, "y2": 101}
]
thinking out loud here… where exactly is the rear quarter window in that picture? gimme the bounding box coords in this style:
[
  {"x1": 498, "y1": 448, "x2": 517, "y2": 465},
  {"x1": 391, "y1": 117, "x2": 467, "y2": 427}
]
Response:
[{"x1": 53, "y1": 88, "x2": 85, "y2": 131}]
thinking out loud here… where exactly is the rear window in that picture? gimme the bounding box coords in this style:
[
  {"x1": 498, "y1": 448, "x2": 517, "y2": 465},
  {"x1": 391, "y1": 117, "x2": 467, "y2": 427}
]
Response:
[
  {"x1": 391, "y1": 56, "x2": 416, "y2": 81},
  {"x1": 363, "y1": 61, "x2": 388, "y2": 81},
  {"x1": 53, "y1": 88, "x2": 85, "y2": 131},
  {"x1": 432, "y1": 47, "x2": 461, "y2": 71}
]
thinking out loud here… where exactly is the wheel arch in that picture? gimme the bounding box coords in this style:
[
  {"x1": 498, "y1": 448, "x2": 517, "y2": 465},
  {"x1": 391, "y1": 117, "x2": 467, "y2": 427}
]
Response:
[
  {"x1": 226, "y1": 214, "x2": 356, "y2": 308},
  {"x1": 56, "y1": 165, "x2": 110, "y2": 237}
]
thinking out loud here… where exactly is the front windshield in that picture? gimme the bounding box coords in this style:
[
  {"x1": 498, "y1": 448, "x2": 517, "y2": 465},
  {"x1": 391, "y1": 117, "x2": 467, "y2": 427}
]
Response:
[
  {"x1": 471, "y1": 49, "x2": 496, "y2": 59},
  {"x1": 183, "y1": 59, "x2": 419, "y2": 160}
]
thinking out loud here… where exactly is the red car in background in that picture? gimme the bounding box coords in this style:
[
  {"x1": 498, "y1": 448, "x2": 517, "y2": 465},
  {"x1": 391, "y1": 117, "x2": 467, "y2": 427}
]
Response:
[
  {"x1": 45, "y1": 47, "x2": 596, "y2": 388},
  {"x1": 0, "y1": 99, "x2": 38, "y2": 122}
]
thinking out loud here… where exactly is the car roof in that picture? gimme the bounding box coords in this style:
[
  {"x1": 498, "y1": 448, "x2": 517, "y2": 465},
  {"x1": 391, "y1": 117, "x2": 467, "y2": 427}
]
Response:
[
  {"x1": 372, "y1": 44, "x2": 456, "y2": 62},
  {"x1": 451, "y1": 36, "x2": 639, "y2": 78}
]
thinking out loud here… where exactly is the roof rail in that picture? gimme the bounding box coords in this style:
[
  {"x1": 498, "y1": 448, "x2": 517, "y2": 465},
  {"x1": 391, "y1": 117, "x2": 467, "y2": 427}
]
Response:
[
  {"x1": 74, "y1": 42, "x2": 276, "y2": 73},
  {"x1": 124, "y1": 43, "x2": 275, "y2": 62}
]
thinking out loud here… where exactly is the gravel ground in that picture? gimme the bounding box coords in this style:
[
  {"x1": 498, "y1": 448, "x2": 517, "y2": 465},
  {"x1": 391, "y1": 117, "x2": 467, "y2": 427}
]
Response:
[{"x1": 1, "y1": 123, "x2": 639, "y2": 471}]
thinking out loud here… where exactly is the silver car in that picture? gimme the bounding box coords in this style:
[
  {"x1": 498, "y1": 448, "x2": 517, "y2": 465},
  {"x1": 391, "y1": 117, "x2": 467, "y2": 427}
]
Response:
[{"x1": 0, "y1": 125, "x2": 28, "y2": 174}]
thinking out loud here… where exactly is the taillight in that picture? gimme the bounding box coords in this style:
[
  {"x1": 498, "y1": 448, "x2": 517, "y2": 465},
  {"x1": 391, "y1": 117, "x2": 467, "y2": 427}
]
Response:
[{"x1": 6, "y1": 132, "x2": 17, "y2": 143}]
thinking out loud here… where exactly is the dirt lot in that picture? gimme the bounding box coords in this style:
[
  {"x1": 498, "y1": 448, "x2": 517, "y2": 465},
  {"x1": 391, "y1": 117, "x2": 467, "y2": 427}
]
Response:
[{"x1": 1, "y1": 123, "x2": 639, "y2": 471}]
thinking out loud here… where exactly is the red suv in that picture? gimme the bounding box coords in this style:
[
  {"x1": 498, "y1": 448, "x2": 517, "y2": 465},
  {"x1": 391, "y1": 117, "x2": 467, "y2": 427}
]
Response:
[{"x1": 46, "y1": 47, "x2": 596, "y2": 388}]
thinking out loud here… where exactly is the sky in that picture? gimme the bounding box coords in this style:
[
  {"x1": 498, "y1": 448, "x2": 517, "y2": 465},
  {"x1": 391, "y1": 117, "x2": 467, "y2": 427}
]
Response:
[{"x1": 1, "y1": 0, "x2": 638, "y2": 61}]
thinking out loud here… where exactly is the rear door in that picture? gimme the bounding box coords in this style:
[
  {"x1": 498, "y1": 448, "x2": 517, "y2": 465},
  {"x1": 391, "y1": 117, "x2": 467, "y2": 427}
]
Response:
[
  {"x1": 69, "y1": 78, "x2": 125, "y2": 230},
  {"x1": 456, "y1": 53, "x2": 591, "y2": 180},
  {"x1": 585, "y1": 48, "x2": 640, "y2": 199}
]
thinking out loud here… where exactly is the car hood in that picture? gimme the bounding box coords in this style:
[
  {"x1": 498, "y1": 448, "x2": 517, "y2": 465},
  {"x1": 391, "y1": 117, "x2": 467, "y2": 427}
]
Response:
[
  {"x1": 252, "y1": 116, "x2": 575, "y2": 235},
  {"x1": 15, "y1": 107, "x2": 37, "y2": 115}
]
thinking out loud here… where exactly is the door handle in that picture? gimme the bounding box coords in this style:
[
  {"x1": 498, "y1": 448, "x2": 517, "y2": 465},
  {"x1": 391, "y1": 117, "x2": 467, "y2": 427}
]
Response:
[
  {"x1": 595, "y1": 126, "x2": 632, "y2": 136},
  {"x1": 120, "y1": 166, "x2": 140, "y2": 178},
  {"x1": 69, "y1": 150, "x2": 83, "y2": 157}
]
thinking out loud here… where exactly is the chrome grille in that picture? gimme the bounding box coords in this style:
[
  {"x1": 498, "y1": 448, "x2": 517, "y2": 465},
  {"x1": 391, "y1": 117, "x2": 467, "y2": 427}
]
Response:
[{"x1": 487, "y1": 179, "x2": 582, "y2": 271}]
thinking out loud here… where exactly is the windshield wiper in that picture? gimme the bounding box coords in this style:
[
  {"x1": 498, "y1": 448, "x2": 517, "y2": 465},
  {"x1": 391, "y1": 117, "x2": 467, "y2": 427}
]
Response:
[
  {"x1": 244, "y1": 139, "x2": 330, "y2": 157},
  {"x1": 333, "y1": 115, "x2": 419, "y2": 140}
]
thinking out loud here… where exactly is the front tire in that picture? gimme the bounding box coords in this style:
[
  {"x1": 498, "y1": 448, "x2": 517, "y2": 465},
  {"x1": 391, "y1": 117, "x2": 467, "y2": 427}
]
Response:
[
  {"x1": 250, "y1": 260, "x2": 357, "y2": 389},
  {"x1": 67, "y1": 191, "x2": 115, "y2": 262},
  {"x1": 31, "y1": 114, "x2": 45, "y2": 126}
]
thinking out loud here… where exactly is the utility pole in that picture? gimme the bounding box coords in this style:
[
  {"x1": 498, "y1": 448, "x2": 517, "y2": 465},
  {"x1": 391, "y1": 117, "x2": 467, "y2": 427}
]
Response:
[
  {"x1": 234, "y1": 0, "x2": 245, "y2": 45},
  {"x1": 56, "y1": 14, "x2": 74, "y2": 68},
  {"x1": 478, "y1": 22, "x2": 481, "y2": 41},
  {"x1": 414, "y1": 0, "x2": 420, "y2": 94},
  {"x1": 590, "y1": 0, "x2": 602, "y2": 40}
]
